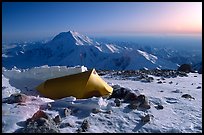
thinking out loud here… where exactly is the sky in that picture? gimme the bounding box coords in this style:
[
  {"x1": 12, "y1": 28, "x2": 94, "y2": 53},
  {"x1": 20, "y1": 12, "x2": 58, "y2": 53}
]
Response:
[{"x1": 2, "y1": 2, "x2": 202, "y2": 42}]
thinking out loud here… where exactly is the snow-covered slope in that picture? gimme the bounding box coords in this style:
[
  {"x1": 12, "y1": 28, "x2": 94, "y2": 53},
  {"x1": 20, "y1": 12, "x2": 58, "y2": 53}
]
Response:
[
  {"x1": 2, "y1": 30, "x2": 178, "y2": 70},
  {"x1": 2, "y1": 66, "x2": 202, "y2": 133}
]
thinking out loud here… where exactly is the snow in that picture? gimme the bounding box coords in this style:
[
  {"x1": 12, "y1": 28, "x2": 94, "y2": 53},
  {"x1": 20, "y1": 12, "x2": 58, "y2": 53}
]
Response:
[
  {"x1": 137, "y1": 49, "x2": 158, "y2": 64},
  {"x1": 2, "y1": 66, "x2": 202, "y2": 133},
  {"x1": 2, "y1": 30, "x2": 179, "y2": 70}
]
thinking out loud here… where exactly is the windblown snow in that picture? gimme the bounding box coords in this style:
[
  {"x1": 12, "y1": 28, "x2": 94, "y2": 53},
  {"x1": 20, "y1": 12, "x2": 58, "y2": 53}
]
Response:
[{"x1": 2, "y1": 66, "x2": 202, "y2": 133}]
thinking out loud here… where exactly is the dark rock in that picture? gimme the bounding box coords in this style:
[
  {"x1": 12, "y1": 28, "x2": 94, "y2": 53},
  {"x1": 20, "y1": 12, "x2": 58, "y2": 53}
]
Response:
[
  {"x1": 81, "y1": 119, "x2": 90, "y2": 132},
  {"x1": 53, "y1": 115, "x2": 61, "y2": 125},
  {"x1": 181, "y1": 94, "x2": 195, "y2": 99},
  {"x1": 160, "y1": 90, "x2": 164, "y2": 92},
  {"x1": 64, "y1": 108, "x2": 71, "y2": 117},
  {"x1": 171, "y1": 89, "x2": 182, "y2": 93},
  {"x1": 137, "y1": 95, "x2": 150, "y2": 109},
  {"x1": 178, "y1": 64, "x2": 193, "y2": 73},
  {"x1": 92, "y1": 108, "x2": 101, "y2": 114},
  {"x1": 157, "y1": 81, "x2": 162, "y2": 84},
  {"x1": 105, "y1": 110, "x2": 112, "y2": 114},
  {"x1": 124, "y1": 91, "x2": 138, "y2": 102},
  {"x1": 128, "y1": 95, "x2": 149, "y2": 110},
  {"x1": 155, "y1": 104, "x2": 164, "y2": 110},
  {"x1": 5, "y1": 93, "x2": 28, "y2": 104},
  {"x1": 31, "y1": 110, "x2": 50, "y2": 121},
  {"x1": 161, "y1": 77, "x2": 165, "y2": 80},
  {"x1": 136, "y1": 95, "x2": 146, "y2": 105},
  {"x1": 139, "y1": 103, "x2": 151, "y2": 109},
  {"x1": 22, "y1": 111, "x2": 60, "y2": 133},
  {"x1": 114, "y1": 98, "x2": 121, "y2": 107},
  {"x1": 21, "y1": 120, "x2": 60, "y2": 133},
  {"x1": 141, "y1": 114, "x2": 151, "y2": 123},
  {"x1": 128, "y1": 101, "x2": 139, "y2": 109},
  {"x1": 196, "y1": 86, "x2": 201, "y2": 89},
  {"x1": 76, "y1": 128, "x2": 83, "y2": 133},
  {"x1": 146, "y1": 77, "x2": 154, "y2": 82},
  {"x1": 35, "y1": 118, "x2": 49, "y2": 127},
  {"x1": 109, "y1": 86, "x2": 129, "y2": 99},
  {"x1": 169, "y1": 81, "x2": 173, "y2": 84},
  {"x1": 2, "y1": 86, "x2": 7, "y2": 90}
]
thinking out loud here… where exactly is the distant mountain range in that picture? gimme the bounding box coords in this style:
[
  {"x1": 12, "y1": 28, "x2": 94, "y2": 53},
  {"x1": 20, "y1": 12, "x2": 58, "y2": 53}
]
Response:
[{"x1": 2, "y1": 31, "x2": 201, "y2": 70}]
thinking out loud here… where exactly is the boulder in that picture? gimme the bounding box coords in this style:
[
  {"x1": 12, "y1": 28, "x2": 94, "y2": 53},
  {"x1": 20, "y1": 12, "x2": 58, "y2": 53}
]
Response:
[
  {"x1": 177, "y1": 64, "x2": 193, "y2": 73},
  {"x1": 3, "y1": 93, "x2": 28, "y2": 104},
  {"x1": 181, "y1": 94, "x2": 195, "y2": 99}
]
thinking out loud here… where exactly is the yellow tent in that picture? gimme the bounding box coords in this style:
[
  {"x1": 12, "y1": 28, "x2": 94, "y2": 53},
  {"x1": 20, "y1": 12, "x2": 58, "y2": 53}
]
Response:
[{"x1": 36, "y1": 69, "x2": 113, "y2": 99}]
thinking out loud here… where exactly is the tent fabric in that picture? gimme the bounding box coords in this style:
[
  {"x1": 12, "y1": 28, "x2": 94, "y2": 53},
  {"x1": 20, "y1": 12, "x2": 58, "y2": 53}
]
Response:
[{"x1": 35, "y1": 69, "x2": 113, "y2": 99}]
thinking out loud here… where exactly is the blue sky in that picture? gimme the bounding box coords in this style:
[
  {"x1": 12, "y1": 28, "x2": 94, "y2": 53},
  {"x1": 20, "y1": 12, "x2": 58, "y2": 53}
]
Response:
[{"x1": 2, "y1": 2, "x2": 202, "y2": 42}]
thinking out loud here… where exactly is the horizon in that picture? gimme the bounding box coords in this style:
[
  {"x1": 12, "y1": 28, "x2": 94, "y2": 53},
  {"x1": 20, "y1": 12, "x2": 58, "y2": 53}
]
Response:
[{"x1": 2, "y1": 2, "x2": 202, "y2": 42}]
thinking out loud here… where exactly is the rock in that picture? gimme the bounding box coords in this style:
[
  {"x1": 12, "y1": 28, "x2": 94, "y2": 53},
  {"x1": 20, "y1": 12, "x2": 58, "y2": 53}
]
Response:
[
  {"x1": 136, "y1": 95, "x2": 146, "y2": 105},
  {"x1": 105, "y1": 110, "x2": 112, "y2": 114},
  {"x1": 81, "y1": 119, "x2": 90, "y2": 132},
  {"x1": 64, "y1": 108, "x2": 71, "y2": 117},
  {"x1": 22, "y1": 111, "x2": 60, "y2": 133},
  {"x1": 31, "y1": 110, "x2": 50, "y2": 121},
  {"x1": 127, "y1": 95, "x2": 148, "y2": 110},
  {"x1": 53, "y1": 115, "x2": 61, "y2": 125},
  {"x1": 139, "y1": 103, "x2": 151, "y2": 109},
  {"x1": 155, "y1": 104, "x2": 164, "y2": 110},
  {"x1": 128, "y1": 101, "x2": 139, "y2": 109},
  {"x1": 171, "y1": 89, "x2": 182, "y2": 93},
  {"x1": 114, "y1": 98, "x2": 121, "y2": 107},
  {"x1": 177, "y1": 64, "x2": 193, "y2": 73},
  {"x1": 178, "y1": 71, "x2": 188, "y2": 77},
  {"x1": 169, "y1": 81, "x2": 173, "y2": 84},
  {"x1": 124, "y1": 91, "x2": 138, "y2": 102},
  {"x1": 161, "y1": 77, "x2": 165, "y2": 80},
  {"x1": 196, "y1": 86, "x2": 201, "y2": 89},
  {"x1": 2, "y1": 86, "x2": 7, "y2": 90},
  {"x1": 141, "y1": 114, "x2": 151, "y2": 123},
  {"x1": 160, "y1": 90, "x2": 164, "y2": 92},
  {"x1": 181, "y1": 94, "x2": 195, "y2": 99},
  {"x1": 76, "y1": 128, "x2": 83, "y2": 133},
  {"x1": 21, "y1": 119, "x2": 60, "y2": 133},
  {"x1": 35, "y1": 117, "x2": 49, "y2": 127},
  {"x1": 5, "y1": 93, "x2": 28, "y2": 104},
  {"x1": 157, "y1": 81, "x2": 162, "y2": 84},
  {"x1": 137, "y1": 95, "x2": 150, "y2": 109},
  {"x1": 146, "y1": 77, "x2": 154, "y2": 82},
  {"x1": 92, "y1": 108, "x2": 101, "y2": 114},
  {"x1": 109, "y1": 86, "x2": 129, "y2": 99}
]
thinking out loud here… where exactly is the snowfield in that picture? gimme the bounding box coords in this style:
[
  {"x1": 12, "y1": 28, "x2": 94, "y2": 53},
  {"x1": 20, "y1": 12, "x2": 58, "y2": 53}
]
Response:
[{"x1": 2, "y1": 66, "x2": 202, "y2": 133}]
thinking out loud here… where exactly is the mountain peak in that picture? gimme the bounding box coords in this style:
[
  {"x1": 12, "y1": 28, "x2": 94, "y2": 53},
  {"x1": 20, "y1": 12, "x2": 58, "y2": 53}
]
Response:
[{"x1": 52, "y1": 30, "x2": 96, "y2": 46}]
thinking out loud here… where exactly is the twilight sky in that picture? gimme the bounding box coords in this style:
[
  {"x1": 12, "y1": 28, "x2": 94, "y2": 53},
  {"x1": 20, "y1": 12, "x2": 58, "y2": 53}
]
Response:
[{"x1": 2, "y1": 2, "x2": 202, "y2": 42}]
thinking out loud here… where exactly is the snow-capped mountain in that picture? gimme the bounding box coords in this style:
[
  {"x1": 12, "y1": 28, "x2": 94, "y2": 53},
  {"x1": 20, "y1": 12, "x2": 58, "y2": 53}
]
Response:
[{"x1": 2, "y1": 30, "x2": 178, "y2": 70}]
